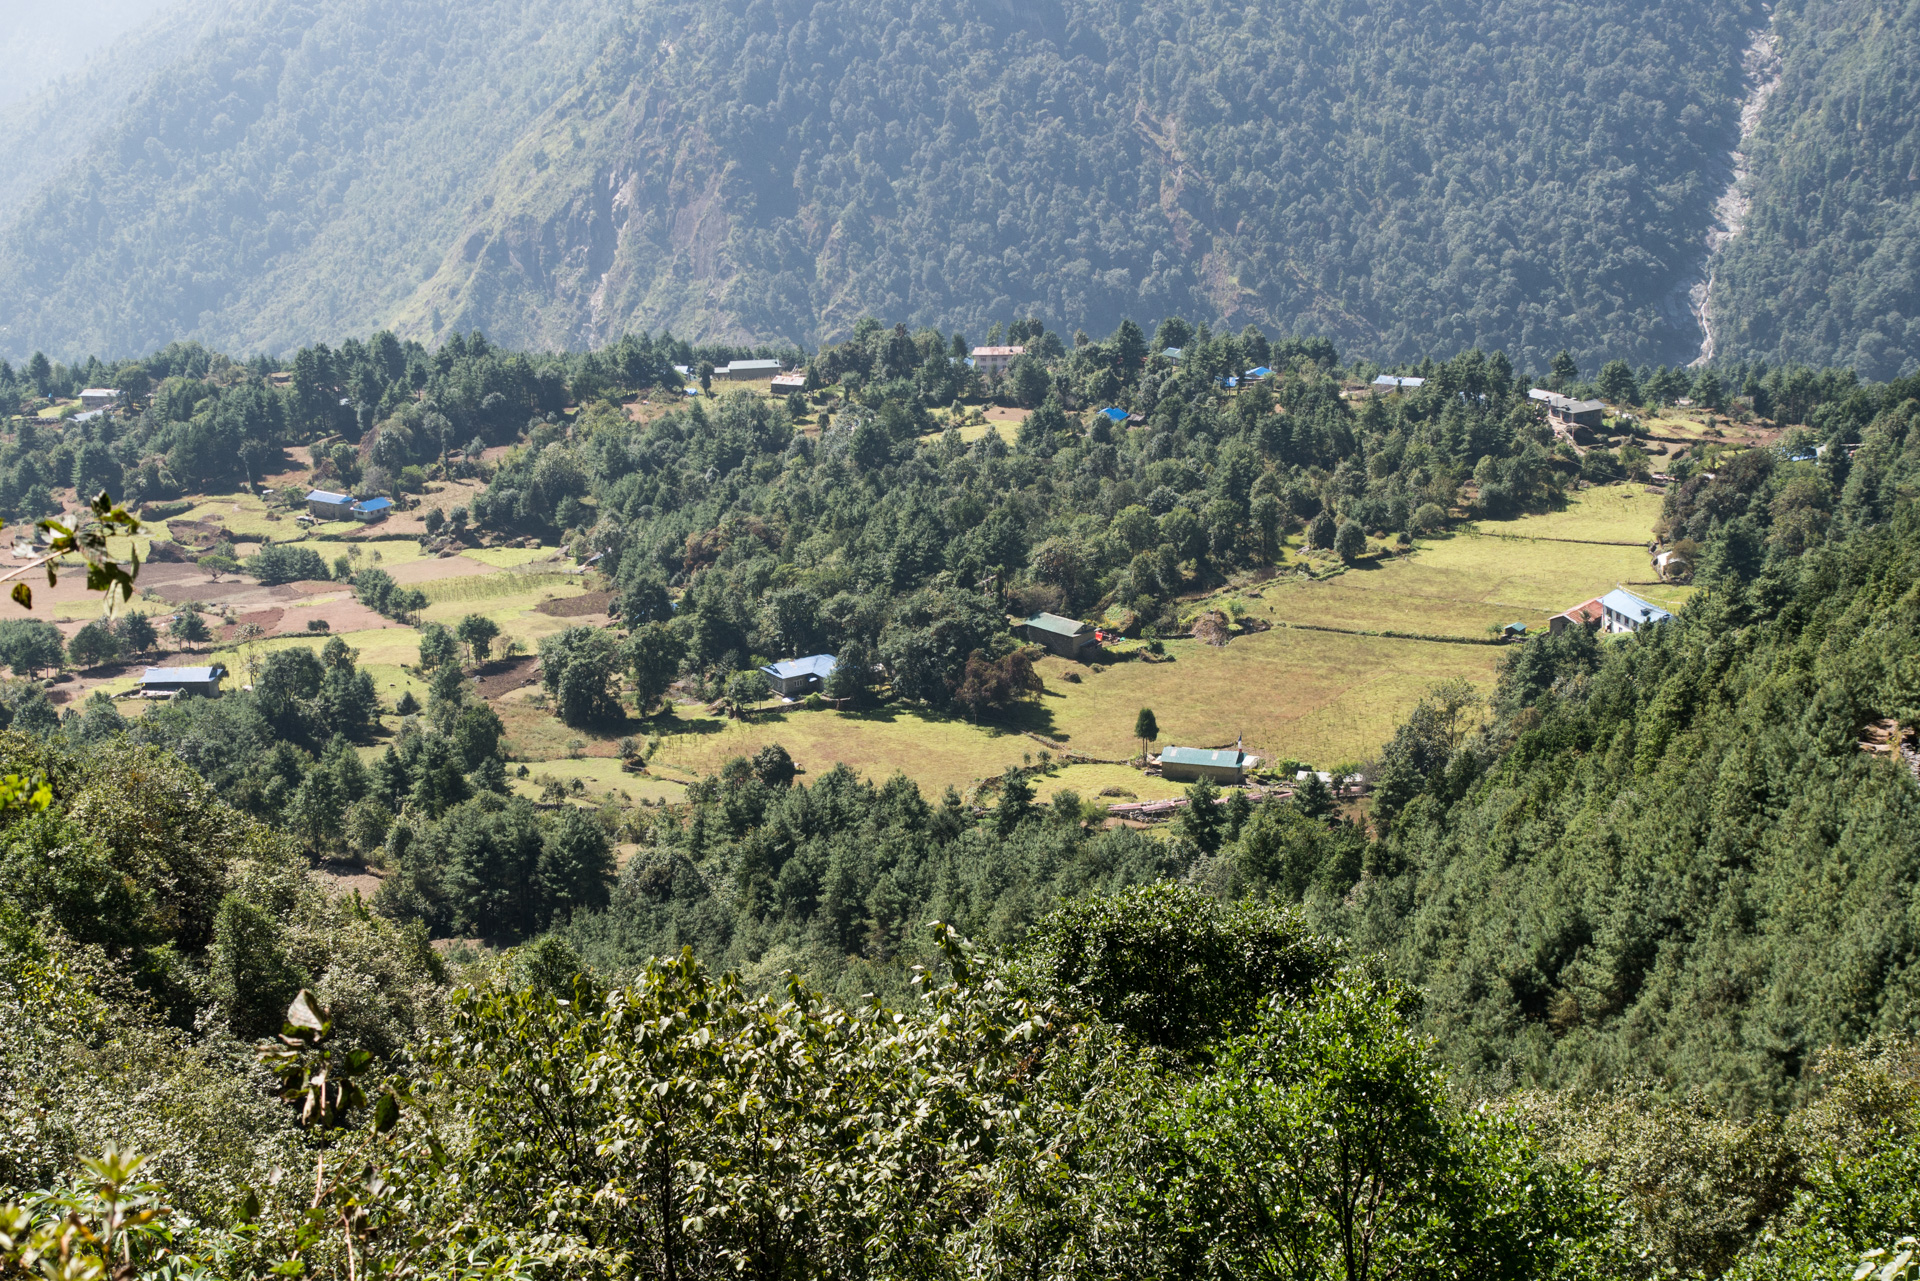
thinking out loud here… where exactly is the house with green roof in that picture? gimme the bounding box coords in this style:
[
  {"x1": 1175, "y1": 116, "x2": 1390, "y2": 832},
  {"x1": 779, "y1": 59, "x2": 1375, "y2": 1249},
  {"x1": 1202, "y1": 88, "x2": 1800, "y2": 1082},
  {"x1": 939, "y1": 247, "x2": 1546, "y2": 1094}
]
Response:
[
  {"x1": 1158, "y1": 745, "x2": 1252, "y2": 784},
  {"x1": 1013, "y1": 611, "x2": 1097, "y2": 660}
]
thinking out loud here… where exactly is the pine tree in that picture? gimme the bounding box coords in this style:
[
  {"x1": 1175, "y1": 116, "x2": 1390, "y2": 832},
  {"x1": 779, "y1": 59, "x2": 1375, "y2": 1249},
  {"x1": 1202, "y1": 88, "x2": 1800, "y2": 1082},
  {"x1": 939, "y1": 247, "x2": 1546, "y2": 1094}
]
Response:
[{"x1": 1134, "y1": 707, "x2": 1158, "y2": 765}]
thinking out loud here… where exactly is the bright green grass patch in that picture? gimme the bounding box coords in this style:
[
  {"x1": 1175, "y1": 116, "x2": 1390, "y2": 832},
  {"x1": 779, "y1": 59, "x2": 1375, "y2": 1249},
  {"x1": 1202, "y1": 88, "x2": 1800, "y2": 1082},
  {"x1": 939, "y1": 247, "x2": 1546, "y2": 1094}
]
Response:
[
  {"x1": 1469, "y1": 483, "x2": 1665, "y2": 544},
  {"x1": 919, "y1": 421, "x2": 1015, "y2": 444},
  {"x1": 326, "y1": 540, "x2": 431, "y2": 569},
  {"x1": 1225, "y1": 485, "x2": 1689, "y2": 640},
  {"x1": 462, "y1": 546, "x2": 565, "y2": 568},
  {"x1": 507, "y1": 757, "x2": 685, "y2": 806},
  {"x1": 1028, "y1": 629, "x2": 1504, "y2": 771},
  {"x1": 648, "y1": 704, "x2": 1042, "y2": 795},
  {"x1": 1249, "y1": 575, "x2": 1517, "y2": 638},
  {"x1": 1027, "y1": 763, "x2": 1189, "y2": 806},
  {"x1": 168, "y1": 493, "x2": 291, "y2": 542}
]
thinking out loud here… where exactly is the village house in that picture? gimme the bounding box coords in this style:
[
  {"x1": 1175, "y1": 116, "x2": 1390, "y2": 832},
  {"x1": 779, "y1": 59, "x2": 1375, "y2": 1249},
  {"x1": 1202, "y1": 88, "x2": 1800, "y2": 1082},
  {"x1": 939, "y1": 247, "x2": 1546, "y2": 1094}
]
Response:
[
  {"x1": 1599, "y1": 587, "x2": 1672, "y2": 633},
  {"x1": 1542, "y1": 393, "x2": 1606, "y2": 431},
  {"x1": 79, "y1": 388, "x2": 119, "y2": 412},
  {"x1": 718, "y1": 359, "x2": 783, "y2": 381},
  {"x1": 351, "y1": 496, "x2": 393, "y2": 523},
  {"x1": 969, "y1": 346, "x2": 1026, "y2": 377},
  {"x1": 306, "y1": 489, "x2": 357, "y2": 520},
  {"x1": 1548, "y1": 597, "x2": 1606, "y2": 636},
  {"x1": 1012, "y1": 611, "x2": 1097, "y2": 660},
  {"x1": 1160, "y1": 745, "x2": 1251, "y2": 785},
  {"x1": 760, "y1": 654, "x2": 837, "y2": 697},
  {"x1": 139, "y1": 664, "x2": 225, "y2": 698},
  {"x1": 770, "y1": 371, "x2": 807, "y2": 393},
  {"x1": 1370, "y1": 375, "x2": 1425, "y2": 392}
]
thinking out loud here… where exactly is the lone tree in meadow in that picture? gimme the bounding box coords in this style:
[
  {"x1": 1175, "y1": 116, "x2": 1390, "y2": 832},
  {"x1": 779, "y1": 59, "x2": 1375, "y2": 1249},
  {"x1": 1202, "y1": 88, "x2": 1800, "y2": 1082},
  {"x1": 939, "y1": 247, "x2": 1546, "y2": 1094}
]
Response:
[
  {"x1": 169, "y1": 608, "x2": 211, "y2": 651},
  {"x1": 456, "y1": 613, "x2": 501, "y2": 663},
  {"x1": 1134, "y1": 707, "x2": 1158, "y2": 765}
]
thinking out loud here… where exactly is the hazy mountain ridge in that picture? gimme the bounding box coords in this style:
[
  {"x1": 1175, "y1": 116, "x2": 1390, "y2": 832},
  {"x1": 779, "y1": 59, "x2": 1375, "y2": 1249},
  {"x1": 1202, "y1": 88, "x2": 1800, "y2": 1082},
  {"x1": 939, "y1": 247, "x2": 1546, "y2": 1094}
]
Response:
[
  {"x1": 3, "y1": 0, "x2": 1915, "y2": 375},
  {"x1": 0, "y1": 0, "x2": 228, "y2": 220}
]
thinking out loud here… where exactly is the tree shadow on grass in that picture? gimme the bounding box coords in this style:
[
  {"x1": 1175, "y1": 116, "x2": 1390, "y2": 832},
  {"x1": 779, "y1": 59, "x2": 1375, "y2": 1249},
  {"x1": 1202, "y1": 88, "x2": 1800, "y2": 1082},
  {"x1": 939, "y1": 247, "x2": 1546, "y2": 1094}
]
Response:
[{"x1": 744, "y1": 698, "x2": 1067, "y2": 742}]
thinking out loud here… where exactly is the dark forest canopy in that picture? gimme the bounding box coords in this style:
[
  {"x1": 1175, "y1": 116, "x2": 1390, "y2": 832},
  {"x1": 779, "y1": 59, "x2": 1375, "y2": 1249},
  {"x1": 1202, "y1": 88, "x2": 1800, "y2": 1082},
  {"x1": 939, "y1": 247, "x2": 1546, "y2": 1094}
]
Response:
[{"x1": 4, "y1": 0, "x2": 1919, "y2": 375}]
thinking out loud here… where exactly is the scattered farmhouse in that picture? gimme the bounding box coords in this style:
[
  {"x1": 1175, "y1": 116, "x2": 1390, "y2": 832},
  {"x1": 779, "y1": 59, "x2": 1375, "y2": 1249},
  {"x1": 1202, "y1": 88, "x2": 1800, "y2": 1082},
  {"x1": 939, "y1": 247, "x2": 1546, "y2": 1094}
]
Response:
[
  {"x1": 760, "y1": 654, "x2": 837, "y2": 697},
  {"x1": 1653, "y1": 550, "x2": 1689, "y2": 580},
  {"x1": 306, "y1": 489, "x2": 357, "y2": 520},
  {"x1": 770, "y1": 371, "x2": 807, "y2": 393},
  {"x1": 1160, "y1": 745, "x2": 1252, "y2": 784},
  {"x1": 1371, "y1": 374, "x2": 1426, "y2": 392},
  {"x1": 1534, "y1": 392, "x2": 1606, "y2": 442},
  {"x1": 1599, "y1": 587, "x2": 1672, "y2": 633},
  {"x1": 139, "y1": 665, "x2": 225, "y2": 698},
  {"x1": 306, "y1": 489, "x2": 393, "y2": 522},
  {"x1": 1548, "y1": 597, "x2": 1606, "y2": 635},
  {"x1": 969, "y1": 346, "x2": 1026, "y2": 377},
  {"x1": 1013, "y1": 611, "x2": 1097, "y2": 660},
  {"x1": 718, "y1": 359, "x2": 783, "y2": 381},
  {"x1": 1162, "y1": 347, "x2": 1183, "y2": 361},
  {"x1": 79, "y1": 388, "x2": 119, "y2": 412}
]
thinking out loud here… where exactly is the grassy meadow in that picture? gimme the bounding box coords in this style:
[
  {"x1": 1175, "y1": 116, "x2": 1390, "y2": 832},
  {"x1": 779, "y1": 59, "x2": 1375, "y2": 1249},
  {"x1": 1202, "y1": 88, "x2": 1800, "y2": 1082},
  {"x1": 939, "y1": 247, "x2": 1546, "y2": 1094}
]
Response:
[{"x1": 72, "y1": 480, "x2": 1680, "y2": 812}]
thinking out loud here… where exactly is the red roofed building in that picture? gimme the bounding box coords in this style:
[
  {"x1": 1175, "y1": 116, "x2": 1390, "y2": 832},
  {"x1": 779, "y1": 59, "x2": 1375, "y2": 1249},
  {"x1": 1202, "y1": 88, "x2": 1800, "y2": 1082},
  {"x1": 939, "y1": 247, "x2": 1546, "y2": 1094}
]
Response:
[
  {"x1": 970, "y1": 345, "x2": 1027, "y2": 376},
  {"x1": 1548, "y1": 597, "x2": 1606, "y2": 636}
]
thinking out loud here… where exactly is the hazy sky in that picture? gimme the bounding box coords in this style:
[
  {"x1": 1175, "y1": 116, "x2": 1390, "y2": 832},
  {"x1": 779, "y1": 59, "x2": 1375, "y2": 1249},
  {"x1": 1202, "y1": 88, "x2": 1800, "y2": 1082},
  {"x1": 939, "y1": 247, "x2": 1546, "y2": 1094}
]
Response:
[{"x1": 0, "y1": 0, "x2": 178, "y2": 106}]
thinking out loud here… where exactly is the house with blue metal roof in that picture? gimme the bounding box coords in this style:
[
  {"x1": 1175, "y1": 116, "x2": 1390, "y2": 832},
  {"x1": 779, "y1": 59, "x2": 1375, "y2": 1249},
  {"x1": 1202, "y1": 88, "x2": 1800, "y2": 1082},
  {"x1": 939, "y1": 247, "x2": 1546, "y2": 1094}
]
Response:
[
  {"x1": 351, "y1": 497, "x2": 393, "y2": 522},
  {"x1": 761, "y1": 654, "x2": 837, "y2": 696},
  {"x1": 306, "y1": 489, "x2": 355, "y2": 520},
  {"x1": 1599, "y1": 588, "x2": 1671, "y2": 634},
  {"x1": 1097, "y1": 407, "x2": 1130, "y2": 423},
  {"x1": 139, "y1": 664, "x2": 226, "y2": 698},
  {"x1": 1244, "y1": 366, "x2": 1273, "y2": 380},
  {"x1": 1159, "y1": 744, "x2": 1251, "y2": 784}
]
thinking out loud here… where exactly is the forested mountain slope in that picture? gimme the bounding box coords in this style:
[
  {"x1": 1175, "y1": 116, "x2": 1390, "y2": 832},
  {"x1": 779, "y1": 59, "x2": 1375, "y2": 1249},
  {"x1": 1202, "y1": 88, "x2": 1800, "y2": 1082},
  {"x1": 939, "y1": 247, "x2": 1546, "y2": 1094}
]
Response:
[
  {"x1": 0, "y1": 0, "x2": 626, "y2": 362},
  {"x1": 0, "y1": 0, "x2": 225, "y2": 219},
  {"x1": 0, "y1": 0, "x2": 1780, "y2": 370},
  {"x1": 1710, "y1": 0, "x2": 1920, "y2": 379}
]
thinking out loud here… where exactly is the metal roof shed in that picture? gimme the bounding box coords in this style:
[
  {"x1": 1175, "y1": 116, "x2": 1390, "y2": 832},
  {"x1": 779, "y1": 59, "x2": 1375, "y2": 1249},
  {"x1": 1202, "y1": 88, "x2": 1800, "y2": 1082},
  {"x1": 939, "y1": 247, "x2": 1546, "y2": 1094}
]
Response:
[
  {"x1": 1160, "y1": 745, "x2": 1249, "y2": 783},
  {"x1": 1014, "y1": 611, "x2": 1097, "y2": 660},
  {"x1": 140, "y1": 665, "x2": 226, "y2": 697},
  {"x1": 760, "y1": 654, "x2": 837, "y2": 696}
]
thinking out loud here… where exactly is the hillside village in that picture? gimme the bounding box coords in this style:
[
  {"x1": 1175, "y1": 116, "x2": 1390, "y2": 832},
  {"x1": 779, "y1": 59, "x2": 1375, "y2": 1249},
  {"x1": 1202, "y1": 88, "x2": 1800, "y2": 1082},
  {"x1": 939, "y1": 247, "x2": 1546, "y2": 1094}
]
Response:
[{"x1": 0, "y1": 333, "x2": 1754, "y2": 859}]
